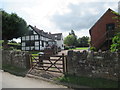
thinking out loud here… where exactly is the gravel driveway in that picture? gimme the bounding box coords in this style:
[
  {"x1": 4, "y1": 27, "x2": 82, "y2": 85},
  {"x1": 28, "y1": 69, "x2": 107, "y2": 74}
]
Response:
[
  {"x1": 2, "y1": 71, "x2": 67, "y2": 88},
  {"x1": 58, "y1": 50, "x2": 86, "y2": 55}
]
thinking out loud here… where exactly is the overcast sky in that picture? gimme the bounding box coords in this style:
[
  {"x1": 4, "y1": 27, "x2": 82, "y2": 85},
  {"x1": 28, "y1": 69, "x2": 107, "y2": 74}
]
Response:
[{"x1": 0, "y1": 0, "x2": 119, "y2": 42}]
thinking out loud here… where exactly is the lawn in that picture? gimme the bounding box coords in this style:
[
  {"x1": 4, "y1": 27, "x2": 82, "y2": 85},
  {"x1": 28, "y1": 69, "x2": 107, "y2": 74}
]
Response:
[
  {"x1": 69, "y1": 47, "x2": 88, "y2": 50},
  {"x1": 57, "y1": 75, "x2": 118, "y2": 88}
]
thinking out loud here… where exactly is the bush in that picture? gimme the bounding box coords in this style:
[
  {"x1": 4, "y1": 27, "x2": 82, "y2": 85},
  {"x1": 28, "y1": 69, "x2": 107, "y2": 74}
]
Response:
[
  {"x1": 4, "y1": 47, "x2": 14, "y2": 50},
  {"x1": 90, "y1": 47, "x2": 97, "y2": 51},
  {"x1": 64, "y1": 46, "x2": 69, "y2": 50}
]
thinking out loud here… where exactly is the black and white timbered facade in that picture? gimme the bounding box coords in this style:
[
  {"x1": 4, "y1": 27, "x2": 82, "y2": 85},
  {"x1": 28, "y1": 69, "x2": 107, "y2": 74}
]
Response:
[{"x1": 21, "y1": 25, "x2": 64, "y2": 51}]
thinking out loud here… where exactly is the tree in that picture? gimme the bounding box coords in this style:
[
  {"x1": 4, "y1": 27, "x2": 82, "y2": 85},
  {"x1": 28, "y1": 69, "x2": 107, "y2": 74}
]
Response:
[
  {"x1": 110, "y1": 12, "x2": 120, "y2": 52},
  {"x1": 110, "y1": 33, "x2": 120, "y2": 52},
  {"x1": 77, "y1": 36, "x2": 89, "y2": 47},
  {"x1": 1, "y1": 9, "x2": 28, "y2": 48},
  {"x1": 64, "y1": 30, "x2": 78, "y2": 46},
  {"x1": 64, "y1": 35, "x2": 77, "y2": 46}
]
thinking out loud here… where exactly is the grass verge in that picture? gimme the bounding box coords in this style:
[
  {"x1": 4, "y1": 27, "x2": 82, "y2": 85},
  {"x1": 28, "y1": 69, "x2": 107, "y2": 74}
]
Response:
[
  {"x1": 69, "y1": 47, "x2": 88, "y2": 50},
  {"x1": 2, "y1": 64, "x2": 29, "y2": 77},
  {"x1": 57, "y1": 75, "x2": 118, "y2": 88}
]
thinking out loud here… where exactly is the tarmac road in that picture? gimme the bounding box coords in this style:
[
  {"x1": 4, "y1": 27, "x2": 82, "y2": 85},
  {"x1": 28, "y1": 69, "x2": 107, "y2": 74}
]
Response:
[{"x1": 1, "y1": 71, "x2": 67, "y2": 88}]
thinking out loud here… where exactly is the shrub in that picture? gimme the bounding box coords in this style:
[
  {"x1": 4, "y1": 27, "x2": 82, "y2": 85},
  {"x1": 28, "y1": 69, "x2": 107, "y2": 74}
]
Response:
[
  {"x1": 4, "y1": 47, "x2": 14, "y2": 50},
  {"x1": 90, "y1": 47, "x2": 97, "y2": 51},
  {"x1": 64, "y1": 46, "x2": 69, "y2": 50}
]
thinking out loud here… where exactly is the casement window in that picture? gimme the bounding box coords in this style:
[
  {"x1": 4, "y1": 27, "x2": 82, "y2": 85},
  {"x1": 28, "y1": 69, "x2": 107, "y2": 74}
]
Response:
[
  {"x1": 26, "y1": 36, "x2": 29, "y2": 40},
  {"x1": 22, "y1": 37, "x2": 25, "y2": 40},
  {"x1": 35, "y1": 35, "x2": 39, "y2": 40},
  {"x1": 31, "y1": 35, "x2": 34, "y2": 40},
  {"x1": 35, "y1": 41, "x2": 39, "y2": 46},
  {"x1": 22, "y1": 42, "x2": 25, "y2": 46},
  {"x1": 35, "y1": 47, "x2": 39, "y2": 50},
  {"x1": 26, "y1": 47, "x2": 30, "y2": 50},
  {"x1": 106, "y1": 23, "x2": 115, "y2": 31},
  {"x1": 22, "y1": 47, "x2": 25, "y2": 50},
  {"x1": 26, "y1": 41, "x2": 34, "y2": 46}
]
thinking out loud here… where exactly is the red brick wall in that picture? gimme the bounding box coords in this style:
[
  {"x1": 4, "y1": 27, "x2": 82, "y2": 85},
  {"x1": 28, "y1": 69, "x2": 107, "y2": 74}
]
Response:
[{"x1": 90, "y1": 9, "x2": 117, "y2": 50}]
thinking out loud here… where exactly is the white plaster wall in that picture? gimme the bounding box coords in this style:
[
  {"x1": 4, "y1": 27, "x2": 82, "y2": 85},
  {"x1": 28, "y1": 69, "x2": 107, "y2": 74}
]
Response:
[
  {"x1": 35, "y1": 35, "x2": 39, "y2": 40},
  {"x1": 33, "y1": 31, "x2": 37, "y2": 34},
  {"x1": 56, "y1": 40, "x2": 64, "y2": 50}
]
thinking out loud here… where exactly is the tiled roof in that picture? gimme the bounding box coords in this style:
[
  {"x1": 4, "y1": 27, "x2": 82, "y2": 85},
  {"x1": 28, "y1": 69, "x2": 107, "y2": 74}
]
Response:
[{"x1": 28, "y1": 25, "x2": 62, "y2": 40}]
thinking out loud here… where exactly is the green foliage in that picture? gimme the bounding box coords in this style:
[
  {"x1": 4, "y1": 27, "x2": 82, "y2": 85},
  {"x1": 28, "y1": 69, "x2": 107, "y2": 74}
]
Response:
[
  {"x1": 8, "y1": 42, "x2": 20, "y2": 46},
  {"x1": 64, "y1": 46, "x2": 70, "y2": 50},
  {"x1": 58, "y1": 75, "x2": 118, "y2": 88},
  {"x1": 110, "y1": 33, "x2": 120, "y2": 52},
  {"x1": 110, "y1": 11, "x2": 120, "y2": 52},
  {"x1": 64, "y1": 29, "x2": 89, "y2": 47},
  {"x1": 111, "y1": 10, "x2": 120, "y2": 16},
  {"x1": 90, "y1": 47, "x2": 97, "y2": 51},
  {"x1": 77, "y1": 36, "x2": 89, "y2": 47},
  {"x1": 4, "y1": 47, "x2": 14, "y2": 50},
  {"x1": 64, "y1": 35, "x2": 77, "y2": 46},
  {"x1": 2, "y1": 10, "x2": 28, "y2": 40},
  {"x1": 69, "y1": 47, "x2": 88, "y2": 50}
]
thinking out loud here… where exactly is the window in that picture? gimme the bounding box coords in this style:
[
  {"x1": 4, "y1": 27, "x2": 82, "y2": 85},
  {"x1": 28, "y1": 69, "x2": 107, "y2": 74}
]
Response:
[
  {"x1": 26, "y1": 41, "x2": 34, "y2": 46},
  {"x1": 22, "y1": 42, "x2": 25, "y2": 46},
  {"x1": 26, "y1": 36, "x2": 29, "y2": 40},
  {"x1": 35, "y1": 35, "x2": 39, "y2": 40},
  {"x1": 106, "y1": 23, "x2": 115, "y2": 31},
  {"x1": 22, "y1": 37, "x2": 25, "y2": 40},
  {"x1": 31, "y1": 35, "x2": 34, "y2": 40},
  {"x1": 35, "y1": 41, "x2": 39, "y2": 46},
  {"x1": 35, "y1": 47, "x2": 39, "y2": 50},
  {"x1": 22, "y1": 47, "x2": 25, "y2": 50},
  {"x1": 26, "y1": 47, "x2": 29, "y2": 50}
]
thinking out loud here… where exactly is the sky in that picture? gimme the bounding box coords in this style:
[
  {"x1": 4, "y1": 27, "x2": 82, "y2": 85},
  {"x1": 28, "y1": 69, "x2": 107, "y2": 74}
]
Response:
[{"x1": 0, "y1": 0, "x2": 120, "y2": 42}]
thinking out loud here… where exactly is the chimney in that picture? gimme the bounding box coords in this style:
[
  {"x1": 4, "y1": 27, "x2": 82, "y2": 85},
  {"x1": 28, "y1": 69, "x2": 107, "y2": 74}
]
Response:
[{"x1": 118, "y1": 1, "x2": 120, "y2": 14}]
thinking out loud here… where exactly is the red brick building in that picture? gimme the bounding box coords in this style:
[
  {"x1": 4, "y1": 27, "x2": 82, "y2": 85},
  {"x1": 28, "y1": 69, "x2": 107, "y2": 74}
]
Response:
[{"x1": 89, "y1": 8, "x2": 119, "y2": 51}]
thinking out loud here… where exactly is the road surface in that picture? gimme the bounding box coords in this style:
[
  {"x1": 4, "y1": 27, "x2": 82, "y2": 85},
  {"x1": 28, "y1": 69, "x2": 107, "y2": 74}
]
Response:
[{"x1": 1, "y1": 71, "x2": 67, "y2": 88}]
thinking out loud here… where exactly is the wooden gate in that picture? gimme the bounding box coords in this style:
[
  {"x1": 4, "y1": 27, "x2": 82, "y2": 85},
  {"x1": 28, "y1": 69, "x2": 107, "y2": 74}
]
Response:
[{"x1": 28, "y1": 53, "x2": 67, "y2": 74}]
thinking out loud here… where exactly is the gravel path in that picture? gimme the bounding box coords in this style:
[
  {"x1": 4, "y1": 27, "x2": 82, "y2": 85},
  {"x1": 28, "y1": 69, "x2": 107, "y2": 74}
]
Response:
[{"x1": 2, "y1": 71, "x2": 67, "y2": 88}]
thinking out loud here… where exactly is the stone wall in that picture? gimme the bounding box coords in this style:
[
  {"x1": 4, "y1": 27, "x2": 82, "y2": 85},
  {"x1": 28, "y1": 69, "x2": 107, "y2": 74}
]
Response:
[
  {"x1": 2, "y1": 50, "x2": 30, "y2": 69},
  {"x1": 66, "y1": 50, "x2": 120, "y2": 81}
]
